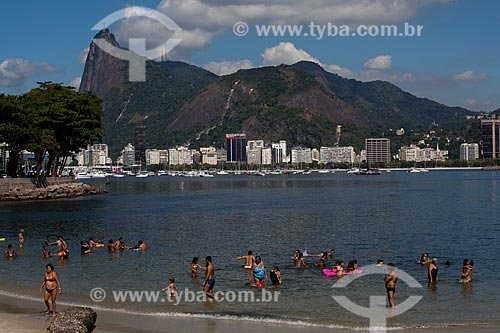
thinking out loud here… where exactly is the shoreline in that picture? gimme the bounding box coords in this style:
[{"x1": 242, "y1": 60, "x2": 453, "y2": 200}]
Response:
[{"x1": 1, "y1": 293, "x2": 499, "y2": 333}]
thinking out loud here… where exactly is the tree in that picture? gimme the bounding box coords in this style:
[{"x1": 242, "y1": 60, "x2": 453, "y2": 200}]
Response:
[{"x1": 0, "y1": 82, "x2": 102, "y2": 177}]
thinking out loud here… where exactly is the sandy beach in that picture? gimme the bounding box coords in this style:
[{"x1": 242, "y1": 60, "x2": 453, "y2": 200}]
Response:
[{"x1": 1, "y1": 292, "x2": 499, "y2": 333}]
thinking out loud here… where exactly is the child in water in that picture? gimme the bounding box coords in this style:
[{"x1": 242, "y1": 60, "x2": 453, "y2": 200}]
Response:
[{"x1": 163, "y1": 277, "x2": 179, "y2": 298}]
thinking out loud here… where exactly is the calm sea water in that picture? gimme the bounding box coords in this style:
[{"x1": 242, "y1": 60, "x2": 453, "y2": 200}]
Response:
[{"x1": 1, "y1": 171, "x2": 500, "y2": 330}]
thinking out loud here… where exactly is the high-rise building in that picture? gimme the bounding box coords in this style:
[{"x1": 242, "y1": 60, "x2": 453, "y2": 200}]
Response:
[
  {"x1": 159, "y1": 150, "x2": 169, "y2": 165},
  {"x1": 121, "y1": 143, "x2": 135, "y2": 166},
  {"x1": 246, "y1": 140, "x2": 264, "y2": 165},
  {"x1": 279, "y1": 140, "x2": 288, "y2": 163},
  {"x1": 226, "y1": 134, "x2": 247, "y2": 163},
  {"x1": 261, "y1": 148, "x2": 272, "y2": 165},
  {"x1": 291, "y1": 147, "x2": 312, "y2": 164},
  {"x1": 134, "y1": 126, "x2": 147, "y2": 165},
  {"x1": 168, "y1": 149, "x2": 179, "y2": 166},
  {"x1": 481, "y1": 119, "x2": 500, "y2": 158},
  {"x1": 200, "y1": 147, "x2": 218, "y2": 165},
  {"x1": 365, "y1": 138, "x2": 391, "y2": 164},
  {"x1": 460, "y1": 143, "x2": 480, "y2": 161},
  {"x1": 145, "y1": 149, "x2": 160, "y2": 166},
  {"x1": 320, "y1": 146, "x2": 356, "y2": 164},
  {"x1": 271, "y1": 143, "x2": 283, "y2": 165}
]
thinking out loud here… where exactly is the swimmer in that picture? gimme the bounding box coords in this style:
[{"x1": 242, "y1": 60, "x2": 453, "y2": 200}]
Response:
[
  {"x1": 332, "y1": 260, "x2": 345, "y2": 277},
  {"x1": 114, "y1": 237, "x2": 127, "y2": 251},
  {"x1": 295, "y1": 252, "x2": 307, "y2": 268},
  {"x1": 376, "y1": 259, "x2": 384, "y2": 267},
  {"x1": 270, "y1": 266, "x2": 282, "y2": 285},
  {"x1": 107, "y1": 239, "x2": 115, "y2": 252},
  {"x1": 306, "y1": 249, "x2": 335, "y2": 259},
  {"x1": 315, "y1": 258, "x2": 325, "y2": 268},
  {"x1": 80, "y1": 241, "x2": 91, "y2": 255},
  {"x1": 162, "y1": 277, "x2": 179, "y2": 298},
  {"x1": 191, "y1": 257, "x2": 206, "y2": 278},
  {"x1": 418, "y1": 252, "x2": 431, "y2": 265},
  {"x1": 233, "y1": 250, "x2": 255, "y2": 282},
  {"x1": 385, "y1": 263, "x2": 398, "y2": 309},
  {"x1": 4, "y1": 244, "x2": 17, "y2": 258},
  {"x1": 41, "y1": 246, "x2": 52, "y2": 259},
  {"x1": 130, "y1": 240, "x2": 147, "y2": 251},
  {"x1": 88, "y1": 237, "x2": 98, "y2": 248}
]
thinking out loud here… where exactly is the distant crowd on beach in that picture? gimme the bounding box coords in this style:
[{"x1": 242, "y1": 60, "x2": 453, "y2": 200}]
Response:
[{"x1": 4, "y1": 230, "x2": 476, "y2": 315}]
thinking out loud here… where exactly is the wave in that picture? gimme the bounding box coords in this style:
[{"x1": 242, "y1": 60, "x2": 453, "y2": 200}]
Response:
[{"x1": 0, "y1": 289, "x2": 497, "y2": 331}]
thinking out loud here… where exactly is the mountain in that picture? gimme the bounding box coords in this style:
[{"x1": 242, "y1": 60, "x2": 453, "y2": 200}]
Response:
[
  {"x1": 80, "y1": 30, "x2": 218, "y2": 157},
  {"x1": 81, "y1": 30, "x2": 475, "y2": 157}
]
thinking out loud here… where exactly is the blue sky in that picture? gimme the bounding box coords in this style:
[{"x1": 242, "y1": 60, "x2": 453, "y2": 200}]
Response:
[{"x1": 0, "y1": 0, "x2": 498, "y2": 111}]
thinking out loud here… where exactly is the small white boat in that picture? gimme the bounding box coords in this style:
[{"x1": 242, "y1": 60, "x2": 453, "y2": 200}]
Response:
[
  {"x1": 90, "y1": 172, "x2": 106, "y2": 178},
  {"x1": 135, "y1": 172, "x2": 149, "y2": 178},
  {"x1": 217, "y1": 170, "x2": 229, "y2": 175},
  {"x1": 112, "y1": 173, "x2": 125, "y2": 178},
  {"x1": 318, "y1": 170, "x2": 330, "y2": 174},
  {"x1": 199, "y1": 172, "x2": 214, "y2": 178},
  {"x1": 75, "y1": 172, "x2": 91, "y2": 180}
]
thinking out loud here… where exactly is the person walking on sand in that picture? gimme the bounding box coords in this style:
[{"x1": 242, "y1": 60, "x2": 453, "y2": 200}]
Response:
[
  {"x1": 40, "y1": 263, "x2": 62, "y2": 317},
  {"x1": 233, "y1": 250, "x2": 255, "y2": 282},
  {"x1": 385, "y1": 263, "x2": 398, "y2": 309},
  {"x1": 202, "y1": 256, "x2": 215, "y2": 299}
]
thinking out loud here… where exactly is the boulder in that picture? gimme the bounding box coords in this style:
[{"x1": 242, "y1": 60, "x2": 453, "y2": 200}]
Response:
[{"x1": 48, "y1": 307, "x2": 97, "y2": 333}]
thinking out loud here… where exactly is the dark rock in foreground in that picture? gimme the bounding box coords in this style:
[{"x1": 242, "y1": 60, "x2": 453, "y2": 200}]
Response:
[
  {"x1": 0, "y1": 182, "x2": 106, "y2": 201},
  {"x1": 48, "y1": 307, "x2": 97, "y2": 333}
]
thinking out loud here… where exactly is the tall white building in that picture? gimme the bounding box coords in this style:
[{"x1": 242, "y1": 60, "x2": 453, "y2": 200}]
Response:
[
  {"x1": 399, "y1": 145, "x2": 420, "y2": 162},
  {"x1": 271, "y1": 143, "x2": 284, "y2": 165},
  {"x1": 121, "y1": 143, "x2": 135, "y2": 166},
  {"x1": 145, "y1": 149, "x2": 160, "y2": 166},
  {"x1": 261, "y1": 148, "x2": 272, "y2": 165},
  {"x1": 460, "y1": 143, "x2": 480, "y2": 161},
  {"x1": 291, "y1": 147, "x2": 312, "y2": 164},
  {"x1": 159, "y1": 150, "x2": 169, "y2": 165},
  {"x1": 168, "y1": 149, "x2": 179, "y2": 166},
  {"x1": 279, "y1": 140, "x2": 288, "y2": 163}
]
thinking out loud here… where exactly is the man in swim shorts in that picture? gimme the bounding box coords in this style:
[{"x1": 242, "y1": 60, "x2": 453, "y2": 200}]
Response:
[
  {"x1": 384, "y1": 263, "x2": 398, "y2": 309},
  {"x1": 203, "y1": 256, "x2": 215, "y2": 299}
]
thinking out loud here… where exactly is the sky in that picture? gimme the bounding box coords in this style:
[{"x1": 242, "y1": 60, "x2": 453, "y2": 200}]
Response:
[{"x1": 0, "y1": 0, "x2": 499, "y2": 111}]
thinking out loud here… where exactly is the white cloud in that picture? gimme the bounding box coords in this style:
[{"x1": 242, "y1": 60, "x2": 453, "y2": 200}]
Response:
[
  {"x1": 0, "y1": 58, "x2": 55, "y2": 87},
  {"x1": 106, "y1": 0, "x2": 447, "y2": 60},
  {"x1": 453, "y1": 70, "x2": 487, "y2": 81},
  {"x1": 262, "y1": 42, "x2": 318, "y2": 66},
  {"x1": 79, "y1": 48, "x2": 90, "y2": 65},
  {"x1": 363, "y1": 55, "x2": 392, "y2": 70},
  {"x1": 261, "y1": 42, "x2": 353, "y2": 77},
  {"x1": 204, "y1": 59, "x2": 254, "y2": 75},
  {"x1": 69, "y1": 77, "x2": 82, "y2": 90}
]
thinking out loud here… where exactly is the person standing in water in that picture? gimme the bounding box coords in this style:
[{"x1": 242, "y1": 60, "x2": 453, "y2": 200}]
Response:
[
  {"x1": 202, "y1": 256, "x2": 215, "y2": 299},
  {"x1": 384, "y1": 263, "x2": 398, "y2": 309},
  {"x1": 428, "y1": 258, "x2": 438, "y2": 283},
  {"x1": 18, "y1": 229, "x2": 24, "y2": 248},
  {"x1": 191, "y1": 257, "x2": 205, "y2": 278},
  {"x1": 252, "y1": 256, "x2": 267, "y2": 286},
  {"x1": 233, "y1": 250, "x2": 255, "y2": 282},
  {"x1": 40, "y1": 263, "x2": 62, "y2": 317}
]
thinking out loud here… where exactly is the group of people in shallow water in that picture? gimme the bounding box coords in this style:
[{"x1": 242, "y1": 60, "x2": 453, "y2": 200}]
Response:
[
  {"x1": 4, "y1": 230, "x2": 477, "y2": 314},
  {"x1": 4, "y1": 231, "x2": 148, "y2": 317}
]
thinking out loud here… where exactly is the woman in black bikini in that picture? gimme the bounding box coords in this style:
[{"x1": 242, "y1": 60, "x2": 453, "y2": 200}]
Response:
[
  {"x1": 40, "y1": 263, "x2": 62, "y2": 316},
  {"x1": 428, "y1": 258, "x2": 438, "y2": 283}
]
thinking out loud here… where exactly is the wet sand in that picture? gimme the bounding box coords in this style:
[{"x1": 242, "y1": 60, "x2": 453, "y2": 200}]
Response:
[{"x1": 1, "y1": 293, "x2": 498, "y2": 333}]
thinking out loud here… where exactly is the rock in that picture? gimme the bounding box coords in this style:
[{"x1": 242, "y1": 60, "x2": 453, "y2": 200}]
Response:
[
  {"x1": 0, "y1": 182, "x2": 106, "y2": 202},
  {"x1": 48, "y1": 307, "x2": 97, "y2": 333}
]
